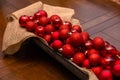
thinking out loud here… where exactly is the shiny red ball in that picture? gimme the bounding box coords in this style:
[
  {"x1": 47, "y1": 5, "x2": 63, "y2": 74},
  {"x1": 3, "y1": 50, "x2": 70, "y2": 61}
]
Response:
[
  {"x1": 34, "y1": 26, "x2": 45, "y2": 37},
  {"x1": 33, "y1": 10, "x2": 47, "y2": 20},
  {"x1": 43, "y1": 34, "x2": 52, "y2": 44},
  {"x1": 92, "y1": 66, "x2": 103, "y2": 77},
  {"x1": 69, "y1": 33, "x2": 84, "y2": 47},
  {"x1": 61, "y1": 44, "x2": 75, "y2": 58},
  {"x1": 93, "y1": 37, "x2": 105, "y2": 50},
  {"x1": 82, "y1": 59, "x2": 90, "y2": 68},
  {"x1": 44, "y1": 24, "x2": 55, "y2": 34},
  {"x1": 73, "y1": 52, "x2": 86, "y2": 66},
  {"x1": 19, "y1": 15, "x2": 30, "y2": 27},
  {"x1": 59, "y1": 29, "x2": 70, "y2": 40},
  {"x1": 52, "y1": 40, "x2": 63, "y2": 51},
  {"x1": 112, "y1": 64, "x2": 120, "y2": 77},
  {"x1": 25, "y1": 21, "x2": 37, "y2": 32},
  {"x1": 88, "y1": 53, "x2": 101, "y2": 66},
  {"x1": 99, "y1": 70, "x2": 113, "y2": 80},
  {"x1": 38, "y1": 16, "x2": 49, "y2": 26},
  {"x1": 51, "y1": 31, "x2": 60, "y2": 40},
  {"x1": 71, "y1": 25, "x2": 82, "y2": 33},
  {"x1": 49, "y1": 15, "x2": 63, "y2": 29}
]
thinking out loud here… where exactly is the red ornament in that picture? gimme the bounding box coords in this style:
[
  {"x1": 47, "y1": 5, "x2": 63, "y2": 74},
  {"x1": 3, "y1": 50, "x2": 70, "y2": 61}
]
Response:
[
  {"x1": 59, "y1": 25, "x2": 71, "y2": 31},
  {"x1": 88, "y1": 53, "x2": 101, "y2": 66},
  {"x1": 112, "y1": 64, "x2": 120, "y2": 77},
  {"x1": 81, "y1": 31, "x2": 90, "y2": 43},
  {"x1": 19, "y1": 15, "x2": 30, "y2": 27},
  {"x1": 105, "y1": 45, "x2": 118, "y2": 56},
  {"x1": 73, "y1": 52, "x2": 86, "y2": 66},
  {"x1": 114, "y1": 60, "x2": 120, "y2": 65},
  {"x1": 101, "y1": 57, "x2": 115, "y2": 70},
  {"x1": 92, "y1": 66, "x2": 103, "y2": 77},
  {"x1": 44, "y1": 24, "x2": 55, "y2": 34},
  {"x1": 60, "y1": 44, "x2": 75, "y2": 58},
  {"x1": 69, "y1": 33, "x2": 84, "y2": 47},
  {"x1": 33, "y1": 10, "x2": 47, "y2": 20},
  {"x1": 85, "y1": 40, "x2": 93, "y2": 50},
  {"x1": 87, "y1": 48, "x2": 100, "y2": 57},
  {"x1": 25, "y1": 21, "x2": 37, "y2": 32},
  {"x1": 43, "y1": 34, "x2": 52, "y2": 44},
  {"x1": 65, "y1": 38, "x2": 71, "y2": 44},
  {"x1": 99, "y1": 70, "x2": 113, "y2": 80},
  {"x1": 63, "y1": 21, "x2": 72, "y2": 28},
  {"x1": 49, "y1": 15, "x2": 63, "y2": 29},
  {"x1": 52, "y1": 40, "x2": 63, "y2": 51},
  {"x1": 38, "y1": 16, "x2": 49, "y2": 26},
  {"x1": 82, "y1": 59, "x2": 90, "y2": 68},
  {"x1": 59, "y1": 29, "x2": 70, "y2": 40},
  {"x1": 71, "y1": 25, "x2": 82, "y2": 33},
  {"x1": 51, "y1": 31, "x2": 60, "y2": 41},
  {"x1": 34, "y1": 26, "x2": 45, "y2": 37},
  {"x1": 93, "y1": 36, "x2": 105, "y2": 50}
]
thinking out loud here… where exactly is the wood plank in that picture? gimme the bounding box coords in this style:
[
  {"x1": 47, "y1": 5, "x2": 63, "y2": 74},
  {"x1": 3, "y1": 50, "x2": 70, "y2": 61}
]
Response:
[
  {"x1": 1, "y1": 61, "x2": 78, "y2": 80},
  {"x1": 82, "y1": 10, "x2": 120, "y2": 30},
  {"x1": 102, "y1": 22, "x2": 120, "y2": 41},
  {"x1": 0, "y1": 56, "x2": 18, "y2": 69},
  {"x1": 0, "y1": 53, "x2": 79, "y2": 80},
  {"x1": 6, "y1": 0, "x2": 31, "y2": 10},
  {"x1": 72, "y1": 0, "x2": 110, "y2": 22},
  {"x1": 7, "y1": 0, "x2": 110, "y2": 24},
  {"x1": 1, "y1": 73, "x2": 26, "y2": 80},
  {"x1": 90, "y1": 0, "x2": 120, "y2": 9},
  {"x1": 12, "y1": 61, "x2": 78, "y2": 80},
  {"x1": 0, "y1": 0, "x2": 17, "y2": 16},
  {"x1": 0, "y1": 59, "x2": 32, "y2": 77},
  {"x1": 86, "y1": 15, "x2": 120, "y2": 35}
]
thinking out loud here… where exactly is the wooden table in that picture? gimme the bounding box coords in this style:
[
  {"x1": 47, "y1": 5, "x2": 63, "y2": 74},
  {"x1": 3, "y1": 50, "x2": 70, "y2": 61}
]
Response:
[{"x1": 0, "y1": 0, "x2": 120, "y2": 80}]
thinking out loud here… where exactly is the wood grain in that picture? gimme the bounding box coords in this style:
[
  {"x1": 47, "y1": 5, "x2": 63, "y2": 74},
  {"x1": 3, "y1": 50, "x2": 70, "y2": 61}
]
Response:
[{"x1": 0, "y1": 0, "x2": 120, "y2": 80}]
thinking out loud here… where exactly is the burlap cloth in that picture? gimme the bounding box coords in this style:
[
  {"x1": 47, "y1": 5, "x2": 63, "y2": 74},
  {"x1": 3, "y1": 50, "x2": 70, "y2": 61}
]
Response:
[{"x1": 1, "y1": 1, "x2": 98, "y2": 80}]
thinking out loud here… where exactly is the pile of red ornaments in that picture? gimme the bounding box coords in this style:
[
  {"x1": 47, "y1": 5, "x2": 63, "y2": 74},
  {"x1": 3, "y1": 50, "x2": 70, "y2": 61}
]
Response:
[{"x1": 19, "y1": 10, "x2": 120, "y2": 80}]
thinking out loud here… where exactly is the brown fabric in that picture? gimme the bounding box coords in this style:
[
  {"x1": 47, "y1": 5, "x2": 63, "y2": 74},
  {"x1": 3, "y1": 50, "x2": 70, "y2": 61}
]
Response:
[{"x1": 2, "y1": 1, "x2": 98, "y2": 80}]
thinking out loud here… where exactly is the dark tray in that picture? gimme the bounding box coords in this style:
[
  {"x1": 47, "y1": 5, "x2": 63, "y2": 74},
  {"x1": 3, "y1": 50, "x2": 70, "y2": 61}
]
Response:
[{"x1": 30, "y1": 37, "x2": 89, "y2": 80}]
